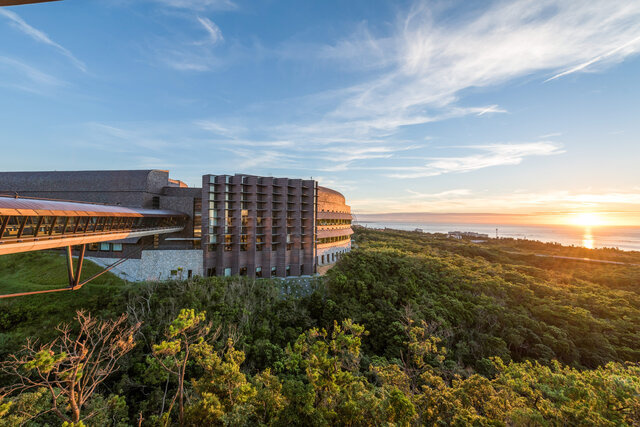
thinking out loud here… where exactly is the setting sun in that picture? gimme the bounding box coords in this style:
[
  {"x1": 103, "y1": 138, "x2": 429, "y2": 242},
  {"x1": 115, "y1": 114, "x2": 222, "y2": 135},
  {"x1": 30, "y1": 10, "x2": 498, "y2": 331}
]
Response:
[{"x1": 567, "y1": 213, "x2": 607, "y2": 227}]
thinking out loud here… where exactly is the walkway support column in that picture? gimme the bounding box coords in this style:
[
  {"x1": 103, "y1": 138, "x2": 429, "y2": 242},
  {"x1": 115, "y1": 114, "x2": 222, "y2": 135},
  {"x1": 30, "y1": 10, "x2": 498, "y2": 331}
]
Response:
[{"x1": 65, "y1": 245, "x2": 86, "y2": 288}]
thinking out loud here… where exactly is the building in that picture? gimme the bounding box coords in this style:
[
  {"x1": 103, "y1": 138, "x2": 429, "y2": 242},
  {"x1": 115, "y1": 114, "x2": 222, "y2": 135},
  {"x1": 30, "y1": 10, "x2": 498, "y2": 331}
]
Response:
[
  {"x1": 316, "y1": 186, "x2": 353, "y2": 267},
  {"x1": 0, "y1": 170, "x2": 352, "y2": 280}
]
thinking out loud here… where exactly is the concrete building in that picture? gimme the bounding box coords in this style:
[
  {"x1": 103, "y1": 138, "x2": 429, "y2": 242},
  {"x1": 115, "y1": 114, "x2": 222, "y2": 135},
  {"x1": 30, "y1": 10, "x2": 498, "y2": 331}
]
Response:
[{"x1": 0, "y1": 170, "x2": 352, "y2": 280}]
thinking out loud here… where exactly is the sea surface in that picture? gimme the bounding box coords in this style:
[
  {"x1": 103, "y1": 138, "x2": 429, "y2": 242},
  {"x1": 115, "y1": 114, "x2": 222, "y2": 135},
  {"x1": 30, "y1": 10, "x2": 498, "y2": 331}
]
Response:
[{"x1": 354, "y1": 221, "x2": 640, "y2": 252}]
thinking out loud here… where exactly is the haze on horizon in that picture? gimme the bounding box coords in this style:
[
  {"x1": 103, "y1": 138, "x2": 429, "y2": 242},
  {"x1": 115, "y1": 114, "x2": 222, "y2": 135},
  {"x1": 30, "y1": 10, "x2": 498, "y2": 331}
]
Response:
[{"x1": 1, "y1": 0, "x2": 640, "y2": 226}]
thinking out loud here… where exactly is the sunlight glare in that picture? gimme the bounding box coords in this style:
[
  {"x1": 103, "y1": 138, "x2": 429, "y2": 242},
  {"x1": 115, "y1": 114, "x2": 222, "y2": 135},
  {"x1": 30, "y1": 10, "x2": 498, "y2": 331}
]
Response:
[{"x1": 567, "y1": 212, "x2": 607, "y2": 227}]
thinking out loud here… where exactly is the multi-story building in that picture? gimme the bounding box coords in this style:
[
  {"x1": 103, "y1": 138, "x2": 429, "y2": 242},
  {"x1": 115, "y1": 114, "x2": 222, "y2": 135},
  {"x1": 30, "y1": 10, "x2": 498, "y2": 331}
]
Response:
[
  {"x1": 0, "y1": 170, "x2": 352, "y2": 281},
  {"x1": 316, "y1": 186, "x2": 353, "y2": 267}
]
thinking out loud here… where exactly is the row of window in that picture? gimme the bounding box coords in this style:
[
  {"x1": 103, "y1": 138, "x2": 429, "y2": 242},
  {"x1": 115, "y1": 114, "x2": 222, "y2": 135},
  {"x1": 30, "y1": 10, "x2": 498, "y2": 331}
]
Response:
[
  {"x1": 88, "y1": 242, "x2": 123, "y2": 252},
  {"x1": 208, "y1": 243, "x2": 308, "y2": 252},
  {"x1": 206, "y1": 264, "x2": 305, "y2": 277},
  {"x1": 316, "y1": 219, "x2": 352, "y2": 226},
  {"x1": 317, "y1": 235, "x2": 352, "y2": 245},
  {"x1": 318, "y1": 249, "x2": 348, "y2": 265},
  {"x1": 0, "y1": 215, "x2": 183, "y2": 240}
]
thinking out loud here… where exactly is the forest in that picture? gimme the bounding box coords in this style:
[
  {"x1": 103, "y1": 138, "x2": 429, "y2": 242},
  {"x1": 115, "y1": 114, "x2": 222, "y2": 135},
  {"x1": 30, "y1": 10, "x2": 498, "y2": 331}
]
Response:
[{"x1": 1, "y1": 226, "x2": 639, "y2": 425}]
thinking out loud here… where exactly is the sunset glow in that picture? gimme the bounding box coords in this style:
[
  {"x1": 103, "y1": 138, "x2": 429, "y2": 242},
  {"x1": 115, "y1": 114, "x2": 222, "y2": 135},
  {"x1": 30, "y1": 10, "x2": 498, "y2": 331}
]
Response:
[{"x1": 566, "y1": 213, "x2": 607, "y2": 227}]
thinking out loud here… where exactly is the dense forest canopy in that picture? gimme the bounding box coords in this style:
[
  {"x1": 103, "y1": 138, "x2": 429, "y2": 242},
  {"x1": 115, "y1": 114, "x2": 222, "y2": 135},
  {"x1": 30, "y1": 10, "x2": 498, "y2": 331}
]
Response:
[{"x1": 1, "y1": 227, "x2": 639, "y2": 425}]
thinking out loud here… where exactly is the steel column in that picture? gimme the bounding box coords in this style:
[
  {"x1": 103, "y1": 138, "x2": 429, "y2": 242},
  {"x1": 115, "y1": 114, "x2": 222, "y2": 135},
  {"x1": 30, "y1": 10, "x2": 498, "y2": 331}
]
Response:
[{"x1": 66, "y1": 246, "x2": 75, "y2": 286}]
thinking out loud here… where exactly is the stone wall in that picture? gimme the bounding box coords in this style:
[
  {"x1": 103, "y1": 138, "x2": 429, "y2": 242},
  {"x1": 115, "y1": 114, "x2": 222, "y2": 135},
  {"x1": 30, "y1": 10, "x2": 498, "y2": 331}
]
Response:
[{"x1": 87, "y1": 249, "x2": 203, "y2": 282}]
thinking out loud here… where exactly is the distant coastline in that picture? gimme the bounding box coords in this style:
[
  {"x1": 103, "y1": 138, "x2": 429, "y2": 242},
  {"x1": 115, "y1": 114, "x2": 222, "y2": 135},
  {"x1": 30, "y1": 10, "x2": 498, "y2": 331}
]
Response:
[{"x1": 354, "y1": 221, "x2": 640, "y2": 252}]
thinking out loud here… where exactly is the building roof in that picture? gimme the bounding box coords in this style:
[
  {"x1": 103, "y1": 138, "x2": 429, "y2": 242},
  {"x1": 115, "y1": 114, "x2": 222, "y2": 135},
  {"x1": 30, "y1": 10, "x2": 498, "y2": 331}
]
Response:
[
  {"x1": 0, "y1": 170, "x2": 170, "y2": 193},
  {"x1": 0, "y1": 196, "x2": 186, "y2": 218},
  {"x1": 0, "y1": 0, "x2": 60, "y2": 5}
]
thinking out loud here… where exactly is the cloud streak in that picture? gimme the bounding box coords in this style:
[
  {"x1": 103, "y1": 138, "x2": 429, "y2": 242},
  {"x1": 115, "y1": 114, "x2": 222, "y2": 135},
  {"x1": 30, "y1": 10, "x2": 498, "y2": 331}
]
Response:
[
  {"x1": 189, "y1": 0, "x2": 640, "y2": 178},
  {"x1": 0, "y1": 9, "x2": 86, "y2": 72},
  {"x1": 350, "y1": 188, "x2": 640, "y2": 216},
  {"x1": 387, "y1": 141, "x2": 564, "y2": 178},
  {"x1": 149, "y1": 0, "x2": 236, "y2": 11},
  {"x1": 0, "y1": 56, "x2": 64, "y2": 93}
]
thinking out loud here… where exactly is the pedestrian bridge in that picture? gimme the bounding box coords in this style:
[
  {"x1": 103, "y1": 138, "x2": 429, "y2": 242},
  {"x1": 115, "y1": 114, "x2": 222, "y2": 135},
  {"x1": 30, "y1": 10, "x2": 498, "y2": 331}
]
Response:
[
  {"x1": 0, "y1": 196, "x2": 186, "y2": 255},
  {"x1": 0, "y1": 196, "x2": 186, "y2": 296}
]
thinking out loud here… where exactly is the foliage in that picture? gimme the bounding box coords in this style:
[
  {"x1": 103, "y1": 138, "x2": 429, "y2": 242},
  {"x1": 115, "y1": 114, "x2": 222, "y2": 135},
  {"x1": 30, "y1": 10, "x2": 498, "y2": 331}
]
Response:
[
  {"x1": 152, "y1": 308, "x2": 219, "y2": 426},
  {"x1": 2, "y1": 227, "x2": 640, "y2": 425},
  {"x1": 0, "y1": 311, "x2": 140, "y2": 425}
]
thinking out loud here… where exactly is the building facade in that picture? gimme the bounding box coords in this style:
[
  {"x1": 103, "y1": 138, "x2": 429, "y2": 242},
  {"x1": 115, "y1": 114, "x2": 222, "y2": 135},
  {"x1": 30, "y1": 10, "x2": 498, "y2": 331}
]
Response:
[
  {"x1": 316, "y1": 186, "x2": 353, "y2": 267},
  {"x1": 0, "y1": 170, "x2": 352, "y2": 280}
]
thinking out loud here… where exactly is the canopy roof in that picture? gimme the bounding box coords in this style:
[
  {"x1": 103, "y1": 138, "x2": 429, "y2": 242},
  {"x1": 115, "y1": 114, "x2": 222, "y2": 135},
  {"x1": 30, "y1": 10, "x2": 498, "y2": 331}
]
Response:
[{"x1": 0, "y1": 196, "x2": 186, "y2": 218}]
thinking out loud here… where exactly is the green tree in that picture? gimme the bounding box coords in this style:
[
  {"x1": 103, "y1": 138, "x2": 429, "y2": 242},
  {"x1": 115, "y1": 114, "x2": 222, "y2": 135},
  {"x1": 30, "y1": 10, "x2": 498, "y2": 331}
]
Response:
[
  {"x1": 0, "y1": 311, "x2": 139, "y2": 425},
  {"x1": 152, "y1": 309, "x2": 220, "y2": 426}
]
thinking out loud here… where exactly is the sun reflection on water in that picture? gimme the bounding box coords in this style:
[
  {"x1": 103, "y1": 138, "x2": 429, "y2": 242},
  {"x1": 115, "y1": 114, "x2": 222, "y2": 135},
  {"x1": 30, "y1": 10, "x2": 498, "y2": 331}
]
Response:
[{"x1": 582, "y1": 227, "x2": 594, "y2": 249}]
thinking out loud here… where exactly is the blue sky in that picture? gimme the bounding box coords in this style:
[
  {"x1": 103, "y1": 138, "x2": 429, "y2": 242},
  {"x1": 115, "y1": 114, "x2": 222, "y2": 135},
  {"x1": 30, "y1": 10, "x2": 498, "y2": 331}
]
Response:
[{"x1": 1, "y1": 0, "x2": 640, "y2": 221}]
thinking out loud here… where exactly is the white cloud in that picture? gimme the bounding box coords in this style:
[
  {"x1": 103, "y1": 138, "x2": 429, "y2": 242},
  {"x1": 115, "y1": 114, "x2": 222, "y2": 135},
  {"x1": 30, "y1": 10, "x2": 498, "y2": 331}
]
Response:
[
  {"x1": 154, "y1": 16, "x2": 226, "y2": 71},
  {"x1": 0, "y1": 9, "x2": 86, "y2": 72},
  {"x1": 183, "y1": 1, "x2": 640, "y2": 177},
  {"x1": 151, "y1": 0, "x2": 236, "y2": 11},
  {"x1": 320, "y1": 0, "x2": 640, "y2": 134},
  {"x1": 388, "y1": 141, "x2": 564, "y2": 178},
  {"x1": 196, "y1": 17, "x2": 223, "y2": 44},
  {"x1": 0, "y1": 56, "x2": 64, "y2": 93}
]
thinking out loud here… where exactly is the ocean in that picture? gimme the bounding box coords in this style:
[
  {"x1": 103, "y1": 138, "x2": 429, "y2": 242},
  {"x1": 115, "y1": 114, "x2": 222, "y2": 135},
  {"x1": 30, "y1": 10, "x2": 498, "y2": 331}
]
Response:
[{"x1": 354, "y1": 221, "x2": 640, "y2": 252}]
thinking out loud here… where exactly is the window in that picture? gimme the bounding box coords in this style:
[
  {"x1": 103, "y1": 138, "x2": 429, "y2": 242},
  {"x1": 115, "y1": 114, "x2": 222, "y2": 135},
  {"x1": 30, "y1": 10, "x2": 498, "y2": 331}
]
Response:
[
  {"x1": 256, "y1": 267, "x2": 262, "y2": 278},
  {"x1": 321, "y1": 255, "x2": 325, "y2": 264},
  {"x1": 225, "y1": 245, "x2": 232, "y2": 252},
  {"x1": 207, "y1": 267, "x2": 216, "y2": 277},
  {"x1": 152, "y1": 196, "x2": 160, "y2": 209},
  {"x1": 286, "y1": 265, "x2": 291, "y2": 277},
  {"x1": 188, "y1": 270, "x2": 193, "y2": 279},
  {"x1": 240, "y1": 244, "x2": 248, "y2": 252},
  {"x1": 89, "y1": 243, "x2": 99, "y2": 251},
  {"x1": 100, "y1": 243, "x2": 110, "y2": 251},
  {"x1": 112, "y1": 243, "x2": 123, "y2": 252},
  {"x1": 224, "y1": 267, "x2": 232, "y2": 277},
  {"x1": 271, "y1": 266, "x2": 276, "y2": 275},
  {"x1": 170, "y1": 270, "x2": 178, "y2": 276},
  {"x1": 239, "y1": 267, "x2": 247, "y2": 276}
]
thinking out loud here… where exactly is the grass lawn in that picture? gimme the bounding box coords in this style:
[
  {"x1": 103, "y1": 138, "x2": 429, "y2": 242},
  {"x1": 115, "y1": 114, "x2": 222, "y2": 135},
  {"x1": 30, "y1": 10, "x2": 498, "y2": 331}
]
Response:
[{"x1": 0, "y1": 251, "x2": 126, "y2": 355}]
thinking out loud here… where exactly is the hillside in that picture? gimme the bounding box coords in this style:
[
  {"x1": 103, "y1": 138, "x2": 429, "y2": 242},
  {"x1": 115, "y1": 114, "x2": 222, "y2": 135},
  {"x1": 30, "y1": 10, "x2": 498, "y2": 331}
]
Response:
[{"x1": 1, "y1": 229, "x2": 639, "y2": 425}]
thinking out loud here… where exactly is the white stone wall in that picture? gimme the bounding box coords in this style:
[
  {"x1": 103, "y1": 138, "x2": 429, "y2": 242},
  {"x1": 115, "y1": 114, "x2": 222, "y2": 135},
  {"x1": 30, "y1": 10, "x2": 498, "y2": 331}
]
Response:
[
  {"x1": 316, "y1": 240, "x2": 351, "y2": 266},
  {"x1": 87, "y1": 249, "x2": 203, "y2": 282}
]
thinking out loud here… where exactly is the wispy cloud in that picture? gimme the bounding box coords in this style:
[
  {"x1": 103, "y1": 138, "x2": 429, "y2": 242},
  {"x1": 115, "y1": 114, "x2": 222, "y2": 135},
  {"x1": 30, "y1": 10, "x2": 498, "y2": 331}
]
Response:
[
  {"x1": 150, "y1": 0, "x2": 236, "y2": 11},
  {"x1": 196, "y1": 16, "x2": 223, "y2": 44},
  {"x1": 185, "y1": 1, "x2": 640, "y2": 177},
  {"x1": 0, "y1": 9, "x2": 86, "y2": 72},
  {"x1": 0, "y1": 56, "x2": 64, "y2": 93},
  {"x1": 388, "y1": 141, "x2": 564, "y2": 178},
  {"x1": 350, "y1": 188, "x2": 640, "y2": 216},
  {"x1": 154, "y1": 16, "x2": 227, "y2": 71},
  {"x1": 318, "y1": 0, "x2": 640, "y2": 135}
]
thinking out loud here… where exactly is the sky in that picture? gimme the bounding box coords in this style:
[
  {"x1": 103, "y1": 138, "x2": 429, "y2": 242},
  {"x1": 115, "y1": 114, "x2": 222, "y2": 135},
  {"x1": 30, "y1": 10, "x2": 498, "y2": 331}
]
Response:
[{"x1": 1, "y1": 0, "x2": 640, "y2": 225}]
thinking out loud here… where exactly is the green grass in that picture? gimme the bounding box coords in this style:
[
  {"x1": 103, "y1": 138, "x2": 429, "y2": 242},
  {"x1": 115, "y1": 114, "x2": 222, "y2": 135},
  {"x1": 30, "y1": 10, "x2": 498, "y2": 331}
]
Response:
[{"x1": 0, "y1": 251, "x2": 126, "y2": 355}]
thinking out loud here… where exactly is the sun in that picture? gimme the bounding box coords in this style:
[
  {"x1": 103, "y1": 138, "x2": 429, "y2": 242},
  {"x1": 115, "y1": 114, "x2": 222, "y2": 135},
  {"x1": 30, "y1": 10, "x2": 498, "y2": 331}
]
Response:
[{"x1": 567, "y1": 212, "x2": 607, "y2": 227}]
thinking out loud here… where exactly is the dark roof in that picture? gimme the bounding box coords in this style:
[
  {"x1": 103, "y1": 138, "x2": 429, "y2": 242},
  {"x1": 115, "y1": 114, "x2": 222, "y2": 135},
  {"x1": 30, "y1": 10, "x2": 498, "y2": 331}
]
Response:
[
  {"x1": 0, "y1": 0, "x2": 61, "y2": 6},
  {"x1": 0, "y1": 170, "x2": 169, "y2": 193},
  {"x1": 0, "y1": 196, "x2": 186, "y2": 218}
]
